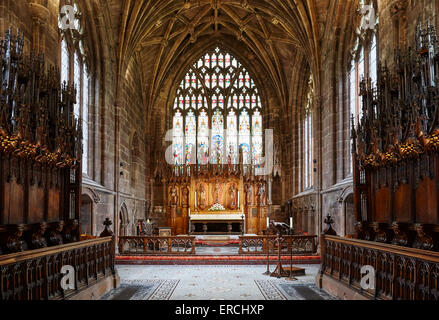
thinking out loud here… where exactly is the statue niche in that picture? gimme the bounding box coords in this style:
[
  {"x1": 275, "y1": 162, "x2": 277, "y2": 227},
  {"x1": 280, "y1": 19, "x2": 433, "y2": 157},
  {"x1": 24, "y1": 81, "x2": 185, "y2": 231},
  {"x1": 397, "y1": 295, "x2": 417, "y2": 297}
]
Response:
[
  {"x1": 245, "y1": 184, "x2": 253, "y2": 206},
  {"x1": 169, "y1": 186, "x2": 178, "y2": 206},
  {"x1": 257, "y1": 183, "x2": 266, "y2": 206},
  {"x1": 213, "y1": 179, "x2": 221, "y2": 204},
  {"x1": 228, "y1": 184, "x2": 237, "y2": 210},
  {"x1": 198, "y1": 184, "x2": 207, "y2": 210},
  {"x1": 182, "y1": 185, "x2": 189, "y2": 206}
]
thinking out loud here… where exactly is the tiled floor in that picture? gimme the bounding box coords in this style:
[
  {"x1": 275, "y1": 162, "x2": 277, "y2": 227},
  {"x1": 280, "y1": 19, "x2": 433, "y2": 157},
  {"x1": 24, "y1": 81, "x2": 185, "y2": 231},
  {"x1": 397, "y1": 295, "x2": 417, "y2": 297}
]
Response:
[{"x1": 102, "y1": 265, "x2": 336, "y2": 300}]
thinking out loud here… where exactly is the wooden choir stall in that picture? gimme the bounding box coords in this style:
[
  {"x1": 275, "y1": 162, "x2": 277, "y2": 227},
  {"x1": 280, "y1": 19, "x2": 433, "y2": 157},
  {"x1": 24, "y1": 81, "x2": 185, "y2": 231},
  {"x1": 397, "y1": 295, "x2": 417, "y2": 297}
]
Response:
[
  {"x1": 0, "y1": 29, "x2": 117, "y2": 300},
  {"x1": 318, "y1": 24, "x2": 439, "y2": 301}
]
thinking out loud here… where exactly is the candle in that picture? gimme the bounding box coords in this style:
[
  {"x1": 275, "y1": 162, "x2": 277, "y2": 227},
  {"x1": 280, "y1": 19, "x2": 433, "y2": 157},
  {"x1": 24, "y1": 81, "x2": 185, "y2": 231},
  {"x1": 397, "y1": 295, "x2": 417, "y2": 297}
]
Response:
[
  {"x1": 195, "y1": 191, "x2": 197, "y2": 208},
  {"x1": 266, "y1": 217, "x2": 270, "y2": 228},
  {"x1": 290, "y1": 217, "x2": 293, "y2": 229},
  {"x1": 237, "y1": 191, "x2": 240, "y2": 209}
]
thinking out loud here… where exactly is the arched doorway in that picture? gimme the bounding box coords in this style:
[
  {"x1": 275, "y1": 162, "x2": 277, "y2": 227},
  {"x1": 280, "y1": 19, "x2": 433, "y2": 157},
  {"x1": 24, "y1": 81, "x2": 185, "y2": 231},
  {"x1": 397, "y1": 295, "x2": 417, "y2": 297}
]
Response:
[
  {"x1": 119, "y1": 203, "x2": 129, "y2": 237},
  {"x1": 80, "y1": 195, "x2": 93, "y2": 235}
]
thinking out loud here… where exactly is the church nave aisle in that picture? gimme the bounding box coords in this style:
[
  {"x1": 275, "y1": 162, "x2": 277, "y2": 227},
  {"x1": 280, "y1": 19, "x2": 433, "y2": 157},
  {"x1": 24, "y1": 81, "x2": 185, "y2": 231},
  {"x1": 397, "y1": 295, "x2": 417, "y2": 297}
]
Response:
[{"x1": 101, "y1": 265, "x2": 335, "y2": 300}]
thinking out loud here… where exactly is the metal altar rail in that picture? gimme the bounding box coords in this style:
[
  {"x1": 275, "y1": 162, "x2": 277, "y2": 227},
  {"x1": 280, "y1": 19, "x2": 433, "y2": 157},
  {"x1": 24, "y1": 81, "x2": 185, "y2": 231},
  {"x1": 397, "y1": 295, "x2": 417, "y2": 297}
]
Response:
[
  {"x1": 239, "y1": 235, "x2": 318, "y2": 255},
  {"x1": 118, "y1": 236, "x2": 196, "y2": 255},
  {"x1": 320, "y1": 235, "x2": 439, "y2": 300},
  {"x1": 0, "y1": 237, "x2": 116, "y2": 300}
]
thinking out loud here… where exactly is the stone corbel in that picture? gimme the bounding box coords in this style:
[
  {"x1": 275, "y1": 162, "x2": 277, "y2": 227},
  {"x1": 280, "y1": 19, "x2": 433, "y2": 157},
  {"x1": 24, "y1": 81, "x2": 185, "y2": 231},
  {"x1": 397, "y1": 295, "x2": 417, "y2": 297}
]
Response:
[
  {"x1": 86, "y1": 188, "x2": 101, "y2": 204},
  {"x1": 28, "y1": 2, "x2": 50, "y2": 54},
  {"x1": 390, "y1": 0, "x2": 408, "y2": 17}
]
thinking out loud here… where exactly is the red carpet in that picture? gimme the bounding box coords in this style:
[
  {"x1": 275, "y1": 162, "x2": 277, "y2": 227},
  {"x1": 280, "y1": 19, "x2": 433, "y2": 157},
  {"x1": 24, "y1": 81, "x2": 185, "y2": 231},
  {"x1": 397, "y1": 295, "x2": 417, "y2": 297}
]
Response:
[{"x1": 116, "y1": 255, "x2": 321, "y2": 265}]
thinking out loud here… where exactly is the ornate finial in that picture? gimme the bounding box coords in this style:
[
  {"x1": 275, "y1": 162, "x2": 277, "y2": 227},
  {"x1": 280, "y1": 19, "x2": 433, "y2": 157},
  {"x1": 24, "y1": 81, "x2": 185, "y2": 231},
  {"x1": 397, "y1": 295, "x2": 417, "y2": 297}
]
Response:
[
  {"x1": 323, "y1": 214, "x2": 337, "y2": 236},
  {"x1": 100, "y1": 217, "x2": 114, "y2": 237}
]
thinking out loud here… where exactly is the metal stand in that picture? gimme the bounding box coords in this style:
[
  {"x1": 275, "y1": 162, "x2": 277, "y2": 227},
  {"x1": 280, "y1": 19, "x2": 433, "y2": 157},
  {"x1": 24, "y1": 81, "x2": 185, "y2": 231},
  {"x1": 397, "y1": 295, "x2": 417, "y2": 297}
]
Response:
[
  {"x1": 270, "y1": 233, "x2": 289, "y2": 278},
  {"x1": 286, "y1": 235, "x2": 297, "y2": 281},
  {"x1": 263, "y1": 236, "x2": 271, "y2": 275}
]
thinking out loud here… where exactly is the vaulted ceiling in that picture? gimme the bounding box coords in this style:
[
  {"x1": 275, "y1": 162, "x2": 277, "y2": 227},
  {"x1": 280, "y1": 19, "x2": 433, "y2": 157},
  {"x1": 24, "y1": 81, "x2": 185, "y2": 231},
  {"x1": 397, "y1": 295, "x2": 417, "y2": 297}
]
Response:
[
  {"x1": 78, "y1": 0, "x2": 360, "y2": 133},
  {"x1": 112, "y1": 0, "x2": 329, "y2": 111}
]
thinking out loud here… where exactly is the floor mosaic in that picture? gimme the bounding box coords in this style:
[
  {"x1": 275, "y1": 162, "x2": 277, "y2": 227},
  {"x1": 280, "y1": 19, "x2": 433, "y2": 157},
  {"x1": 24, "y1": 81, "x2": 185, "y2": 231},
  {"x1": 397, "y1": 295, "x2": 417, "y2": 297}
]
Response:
[{"x1": 101, "y1": 265, "x2": 336, "y2": 300}]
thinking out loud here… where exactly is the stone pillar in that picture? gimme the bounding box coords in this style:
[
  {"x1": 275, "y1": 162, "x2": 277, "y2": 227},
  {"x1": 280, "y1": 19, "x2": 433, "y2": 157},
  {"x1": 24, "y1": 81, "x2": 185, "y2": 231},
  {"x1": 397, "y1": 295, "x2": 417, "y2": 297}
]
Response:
[{"x1": 28, "y1": 1, "x2": 49, "y2": 55}]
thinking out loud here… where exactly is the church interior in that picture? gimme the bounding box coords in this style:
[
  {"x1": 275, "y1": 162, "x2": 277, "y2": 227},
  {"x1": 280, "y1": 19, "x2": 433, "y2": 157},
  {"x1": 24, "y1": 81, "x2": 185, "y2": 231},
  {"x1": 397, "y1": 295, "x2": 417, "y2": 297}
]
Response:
[{"x1": 0, "y1": 0, "x2": 439, "y2": 303}]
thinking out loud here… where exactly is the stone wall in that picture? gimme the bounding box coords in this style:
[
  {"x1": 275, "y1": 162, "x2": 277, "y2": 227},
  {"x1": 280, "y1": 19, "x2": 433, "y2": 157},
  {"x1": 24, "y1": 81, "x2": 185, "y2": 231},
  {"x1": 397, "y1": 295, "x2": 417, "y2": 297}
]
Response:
[{"x1": 0, "y1": 0, "x2": 61, "y2": 67}]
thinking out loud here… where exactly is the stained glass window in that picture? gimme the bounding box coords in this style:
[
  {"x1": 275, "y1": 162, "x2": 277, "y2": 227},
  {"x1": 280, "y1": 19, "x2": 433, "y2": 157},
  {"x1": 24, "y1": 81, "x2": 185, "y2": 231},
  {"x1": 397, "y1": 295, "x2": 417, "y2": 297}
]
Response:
[
  {"x1": 198, "y1": 110, "x2": 209, "y2": 165},
  {"x1": 349, "y1": 2, "x2": 378, "y2": 174},
  {"x1": 171, "y1": 47, "x2": 263, "y2": 166},
  {"x1": 173, "y1": 110, "x2": 184, "y2": 165},
  {"x1": 82, "y1": 68, "x2": 89, "y2": 174},
  {"x1": 304, "y1": 76, "x2": 313, "y2": 190},
  {"x1": 185, "y1": 110, "x2": 196, "y2": 165},
  {"x1": 211, "y1": 110, "x2": 224, "y2": 164},
  {"x1": 60, "y1": 2, "x2": 92, "y2": 176},
  {"x1": 74, "y1": 52, "x2": 81, "y2": 118},
  {"x1": 61, "y1": 39, "x2": 69, "y2": 85}
]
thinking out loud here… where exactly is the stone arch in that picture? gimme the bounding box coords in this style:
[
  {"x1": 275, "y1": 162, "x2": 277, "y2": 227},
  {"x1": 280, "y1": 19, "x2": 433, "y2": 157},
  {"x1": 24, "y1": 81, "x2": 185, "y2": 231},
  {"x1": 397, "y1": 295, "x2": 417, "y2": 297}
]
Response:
[
  {"x1": 343, "y1": 193, "x2": 355, "y2": 237},
  {"x1": 119, "y1": 203, "x2": 130, "y2": 237},
  {"x1": 338, "y1": 186, "x2": 355, "y2": 237}
]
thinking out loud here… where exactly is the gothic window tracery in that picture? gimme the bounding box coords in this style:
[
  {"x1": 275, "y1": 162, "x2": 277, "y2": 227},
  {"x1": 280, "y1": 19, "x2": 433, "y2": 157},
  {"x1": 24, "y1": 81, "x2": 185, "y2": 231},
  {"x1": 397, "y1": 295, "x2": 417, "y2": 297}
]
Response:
[
  {"x1": 172, "y1": 47, "x2": 263, "y2": 166},
  {"x1": 303, "y1": 75, "x2": 313, "y2": 191},
  {"x1": 59, "y1": 1, "x2": 91, "y2": 176},
  {"x1": 349, "y1": 0, "x2": 378, "y2": 173}
]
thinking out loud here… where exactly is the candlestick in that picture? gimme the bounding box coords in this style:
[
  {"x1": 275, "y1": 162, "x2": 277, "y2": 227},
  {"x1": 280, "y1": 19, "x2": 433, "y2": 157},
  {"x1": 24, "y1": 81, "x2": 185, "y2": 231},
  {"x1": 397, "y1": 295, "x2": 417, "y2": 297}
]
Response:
[
  {"x1": 238, "y1": 191, "x2": 240, "y2": 209},
  {"x1": 195, "y1": 191, "x2": 197, "y2": 209}
]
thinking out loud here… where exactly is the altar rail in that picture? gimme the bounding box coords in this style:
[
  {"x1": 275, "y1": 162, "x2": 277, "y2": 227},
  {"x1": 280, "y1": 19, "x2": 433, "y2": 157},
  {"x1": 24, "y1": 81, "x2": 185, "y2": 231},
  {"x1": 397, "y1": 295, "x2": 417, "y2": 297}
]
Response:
[
  {"x1": 118, "y1": 236, "x2": 196, "y2": 255},
  {"x1": 321, "y1": 235, "x2": 439, "y2": 300},
  {"x1": 0, "y1": 237, "x2": 115, "y2": 300},
  {"x1": 238, "y1": 235, "x2": 318, "y2": 255}
]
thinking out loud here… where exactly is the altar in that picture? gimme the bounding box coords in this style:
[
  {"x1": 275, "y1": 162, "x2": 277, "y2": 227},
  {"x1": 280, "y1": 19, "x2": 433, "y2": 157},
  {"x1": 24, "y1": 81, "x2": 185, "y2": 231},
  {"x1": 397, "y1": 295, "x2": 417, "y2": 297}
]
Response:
[
  {"x1": 165, "y1": 165, "x2": 269, "y2": 236},
  {"x1": 189, "y1": 210, "x2": 245, "y2": 235}
]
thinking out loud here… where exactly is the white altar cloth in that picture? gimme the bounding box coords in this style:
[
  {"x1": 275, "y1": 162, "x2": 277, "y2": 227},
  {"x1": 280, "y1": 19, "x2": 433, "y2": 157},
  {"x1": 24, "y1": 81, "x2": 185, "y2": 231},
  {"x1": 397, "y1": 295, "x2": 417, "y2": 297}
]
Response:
[{"x1": 190, "y1": 214, "x2": 244, "y2": 221}]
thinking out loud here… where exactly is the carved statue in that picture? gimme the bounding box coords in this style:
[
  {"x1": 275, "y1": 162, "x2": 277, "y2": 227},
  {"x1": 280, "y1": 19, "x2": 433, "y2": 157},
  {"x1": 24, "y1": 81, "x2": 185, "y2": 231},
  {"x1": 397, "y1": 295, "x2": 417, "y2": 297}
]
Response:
[
  {"x1": 169, "y1": 186, "x2": 178, "y2": 206},
  {"x1": 46, "y1": 222, "x2": 64, "y2": 246},
  {"x1": 258, "y1": 183, "x2": 266, "y2": 206},
  {"x1": 413, "y1": 224, "x2": 435, "y2": 251},
  {"x1": 213, "y1": 179, "x2": 220, "y2": 203},
  {"x1": 30, "y1": 222, "x2": 48, "y2": 249},
  {"x1": 198, "y1": 184, "x2": 206, "y2": 210},
  {"x1": 182, "y1": 185, "x2": 189, "y2": 206},
  {"x1": 228, "y1": 184, "x2": 237, "y2": 210},
  {"x1": 245, "y1": 184, "x2": 253, "y2": 206},
  {"x1": 4, "y1": 225, "x2": 26, "y2": 254}
]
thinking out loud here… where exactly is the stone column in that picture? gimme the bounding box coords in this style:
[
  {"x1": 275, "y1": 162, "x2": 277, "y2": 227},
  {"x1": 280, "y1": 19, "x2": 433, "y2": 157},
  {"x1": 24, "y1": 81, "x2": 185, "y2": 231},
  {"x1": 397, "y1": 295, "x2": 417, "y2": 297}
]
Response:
[{"x1": 29, "y1": 1, "x2": 49, "y2": 55}]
